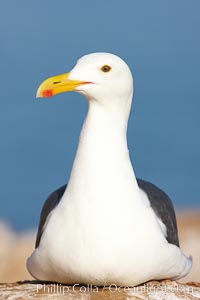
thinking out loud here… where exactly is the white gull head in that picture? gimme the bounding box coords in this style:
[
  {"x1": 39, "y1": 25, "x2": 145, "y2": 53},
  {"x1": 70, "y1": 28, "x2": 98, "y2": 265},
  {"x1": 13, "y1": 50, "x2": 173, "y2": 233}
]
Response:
[
  {"x1": 69, "y1": 53, "x2": 133, "y2": 112},
  {"x1": 36, "y1": 52, "x2": 133, "y2": 121}
]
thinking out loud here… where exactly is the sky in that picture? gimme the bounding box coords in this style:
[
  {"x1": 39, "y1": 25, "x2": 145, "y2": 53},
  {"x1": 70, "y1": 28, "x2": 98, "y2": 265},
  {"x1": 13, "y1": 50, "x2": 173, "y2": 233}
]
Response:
[{"x1": 0, "y1": 0, "x2": 199, "y2": 230}]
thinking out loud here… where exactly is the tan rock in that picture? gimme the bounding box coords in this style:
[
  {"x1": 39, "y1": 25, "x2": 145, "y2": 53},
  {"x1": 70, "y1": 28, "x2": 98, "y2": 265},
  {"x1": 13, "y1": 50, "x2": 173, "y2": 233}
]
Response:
[{"x1": 0, "y1": 280, "x2": 200, "y2": 300}]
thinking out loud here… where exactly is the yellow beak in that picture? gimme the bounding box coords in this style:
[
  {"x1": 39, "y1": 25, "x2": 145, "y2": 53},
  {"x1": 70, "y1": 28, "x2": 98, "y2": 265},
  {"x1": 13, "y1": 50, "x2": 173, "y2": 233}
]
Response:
[{"x1": 36, "y1": 72, "x2": 90, "y2": 98}]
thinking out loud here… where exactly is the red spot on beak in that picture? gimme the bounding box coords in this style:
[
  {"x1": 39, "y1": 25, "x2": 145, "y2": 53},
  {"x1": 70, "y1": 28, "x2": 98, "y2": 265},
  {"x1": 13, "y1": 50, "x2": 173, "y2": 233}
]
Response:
[{"x1": 42, "y1": 89, "x2": 53, "y2": 98}]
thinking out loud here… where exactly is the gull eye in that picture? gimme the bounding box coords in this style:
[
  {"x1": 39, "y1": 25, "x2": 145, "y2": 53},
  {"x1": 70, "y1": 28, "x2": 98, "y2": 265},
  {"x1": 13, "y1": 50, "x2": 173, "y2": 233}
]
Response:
[{"x1": 101, "y1": 65, "x2": 112, "y2": 73}]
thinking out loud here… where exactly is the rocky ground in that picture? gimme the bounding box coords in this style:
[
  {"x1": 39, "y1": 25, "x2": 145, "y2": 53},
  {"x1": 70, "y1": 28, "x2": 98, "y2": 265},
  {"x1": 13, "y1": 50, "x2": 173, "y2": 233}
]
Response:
[{"x1": 0, "y1": 280, "x2": 200, "y2": 299}]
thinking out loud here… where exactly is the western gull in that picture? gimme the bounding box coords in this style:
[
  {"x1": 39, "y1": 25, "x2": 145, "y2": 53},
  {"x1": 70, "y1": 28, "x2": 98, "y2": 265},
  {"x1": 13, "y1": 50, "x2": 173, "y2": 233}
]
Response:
[{"x1": 27, "y1": 52, "x2": 192, "y2": 286}]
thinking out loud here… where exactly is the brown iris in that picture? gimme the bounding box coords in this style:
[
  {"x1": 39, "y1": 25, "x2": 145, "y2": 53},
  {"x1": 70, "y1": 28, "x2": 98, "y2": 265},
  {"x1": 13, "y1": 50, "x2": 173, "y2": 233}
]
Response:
[{"x1": 101, "y1": 65, "x2": 112, "y2": 73}]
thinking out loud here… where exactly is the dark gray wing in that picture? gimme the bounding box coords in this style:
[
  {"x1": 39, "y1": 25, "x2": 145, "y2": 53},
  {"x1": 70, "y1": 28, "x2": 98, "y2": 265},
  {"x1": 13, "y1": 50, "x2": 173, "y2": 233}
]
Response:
[
  {"x1": 137, "y1": 178, "x2": 179, "y2": 247},
  {"x1": 35, "y1": 179, "x2": 179, "y2": 248},
  {"x1": 35, "y1": 185, "x2": 67, "y2": 248}
]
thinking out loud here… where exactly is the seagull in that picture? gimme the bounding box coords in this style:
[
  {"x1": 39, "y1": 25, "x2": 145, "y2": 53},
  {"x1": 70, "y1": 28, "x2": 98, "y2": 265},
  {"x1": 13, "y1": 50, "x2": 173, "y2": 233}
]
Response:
[{"x1": 27, "y1": 52, "x2": 192, "y2": 286}]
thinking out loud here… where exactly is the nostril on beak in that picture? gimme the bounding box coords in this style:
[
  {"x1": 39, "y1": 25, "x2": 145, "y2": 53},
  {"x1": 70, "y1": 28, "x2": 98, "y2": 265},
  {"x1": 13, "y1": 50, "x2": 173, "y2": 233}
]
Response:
[{"x1": 53, "y1": 81, "x2": 61, "y2": 84}]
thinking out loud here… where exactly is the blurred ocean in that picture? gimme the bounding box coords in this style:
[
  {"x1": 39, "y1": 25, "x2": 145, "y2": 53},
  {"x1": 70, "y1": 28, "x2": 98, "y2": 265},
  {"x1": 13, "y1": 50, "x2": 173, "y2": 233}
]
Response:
[{"x1": 0, "y1": 1, "x2": 200, "y2": 230}]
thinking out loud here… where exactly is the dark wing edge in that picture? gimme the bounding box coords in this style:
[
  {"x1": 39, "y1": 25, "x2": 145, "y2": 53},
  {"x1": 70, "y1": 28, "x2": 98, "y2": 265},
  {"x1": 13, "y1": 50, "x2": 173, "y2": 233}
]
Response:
[
  {"x1": 137, "y1": 178, "x2": 179, "y2": 247},
  {"x1": 35, "y1": 185, "x2": 67, "y2": 248}
]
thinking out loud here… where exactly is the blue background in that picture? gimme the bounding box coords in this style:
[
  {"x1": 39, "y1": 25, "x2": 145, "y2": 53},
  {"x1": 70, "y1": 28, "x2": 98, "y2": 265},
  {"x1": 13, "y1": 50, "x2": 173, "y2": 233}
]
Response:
[{"x1": 0, "y1": 0, "x2": 199, "y2": 230}]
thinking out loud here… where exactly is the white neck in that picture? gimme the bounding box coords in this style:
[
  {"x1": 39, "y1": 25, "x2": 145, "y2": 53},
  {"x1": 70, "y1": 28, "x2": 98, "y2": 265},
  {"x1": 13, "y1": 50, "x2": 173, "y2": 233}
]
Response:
[{"x1": 62, "y1": 97, "x2": 141, "y2": 207}]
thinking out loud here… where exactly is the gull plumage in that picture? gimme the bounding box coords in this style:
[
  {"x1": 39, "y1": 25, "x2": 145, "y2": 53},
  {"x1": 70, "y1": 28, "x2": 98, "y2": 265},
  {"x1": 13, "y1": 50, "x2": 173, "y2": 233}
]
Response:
[{"x1": 27, "y1": 53, "x2": 192, "y2": 286}]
